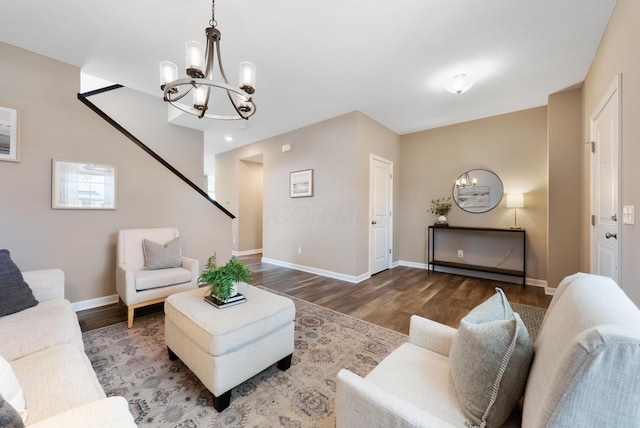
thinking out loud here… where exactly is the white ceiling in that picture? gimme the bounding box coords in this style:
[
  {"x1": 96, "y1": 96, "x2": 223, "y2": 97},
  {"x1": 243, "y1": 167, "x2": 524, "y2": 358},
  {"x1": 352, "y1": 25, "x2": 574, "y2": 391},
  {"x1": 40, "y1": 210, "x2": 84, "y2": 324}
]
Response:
[{"x1": 0, "y1": 0, "x2": 616, "y2": 154}]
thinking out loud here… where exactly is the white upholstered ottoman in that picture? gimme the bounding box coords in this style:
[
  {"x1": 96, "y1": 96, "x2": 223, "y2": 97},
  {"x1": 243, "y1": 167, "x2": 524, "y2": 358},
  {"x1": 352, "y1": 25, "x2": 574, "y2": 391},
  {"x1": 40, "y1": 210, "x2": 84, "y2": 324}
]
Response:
[{"x1": 164, "y1": 285, "x2": 295, "y2": 411}]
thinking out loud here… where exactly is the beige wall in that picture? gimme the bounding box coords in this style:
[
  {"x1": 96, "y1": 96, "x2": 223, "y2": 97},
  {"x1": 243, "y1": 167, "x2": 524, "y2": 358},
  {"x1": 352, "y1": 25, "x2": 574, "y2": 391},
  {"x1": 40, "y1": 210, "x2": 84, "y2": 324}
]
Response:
[
  {"x1": 216, "y1": 112, "x2": 400, "y2": 279},
  {"x1": 547, "y1": 88, "x2": 583, "y2": 287},
  {"x1": 399, "y1": 107, "x2": 549, "y2": 282},
  {"x1": 0, "y1": 42, "x2": 233, "y2": 304},
  {"x1": 583, "y1": 0, "x2": 640, "y2": 305}
]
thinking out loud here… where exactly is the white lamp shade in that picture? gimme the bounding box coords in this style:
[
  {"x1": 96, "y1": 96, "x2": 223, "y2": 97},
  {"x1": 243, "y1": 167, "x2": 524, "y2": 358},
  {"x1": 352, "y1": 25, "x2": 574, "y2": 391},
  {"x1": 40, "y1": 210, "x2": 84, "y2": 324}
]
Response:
[
  {"x1": 185, "y1": 40, "x2": 205, "y2": 74},
  {"x1": 193, "y1": 85, "x2": 208, "y2": 109},
  {"x1": 159, "y1": 61, "x2": 178, "y2": 88},
  {"x1": 238, "y1": 61, "x2": 256, "y2": 93},
  {"x1": 506, "y1": 193, "x2": 524, "y2": 208}
]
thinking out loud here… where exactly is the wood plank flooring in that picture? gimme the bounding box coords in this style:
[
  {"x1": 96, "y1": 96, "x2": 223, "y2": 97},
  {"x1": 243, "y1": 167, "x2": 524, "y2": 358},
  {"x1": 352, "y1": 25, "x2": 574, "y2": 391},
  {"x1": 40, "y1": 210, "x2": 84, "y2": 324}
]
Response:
[{"x1": 77, "y1": 254, "x2": 552, "y2": 334}]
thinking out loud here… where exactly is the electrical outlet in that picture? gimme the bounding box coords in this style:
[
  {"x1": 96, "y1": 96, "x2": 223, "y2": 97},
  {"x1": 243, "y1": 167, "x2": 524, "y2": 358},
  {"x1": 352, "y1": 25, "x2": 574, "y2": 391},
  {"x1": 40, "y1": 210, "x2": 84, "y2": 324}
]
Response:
[
  {"x1": 457, "y1": 250, "x2": 464, "y2": 258},
  {"x1": 298, "y1": 246, "x2": 303, "y2": 255}
]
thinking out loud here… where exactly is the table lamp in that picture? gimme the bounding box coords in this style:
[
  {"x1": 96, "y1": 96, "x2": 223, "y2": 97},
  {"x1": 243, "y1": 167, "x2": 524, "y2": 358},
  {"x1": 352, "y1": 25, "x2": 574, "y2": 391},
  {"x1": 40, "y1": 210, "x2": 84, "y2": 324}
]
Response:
[{"x1": 507, "y1": 193, "x2": 524, "y2": 229}]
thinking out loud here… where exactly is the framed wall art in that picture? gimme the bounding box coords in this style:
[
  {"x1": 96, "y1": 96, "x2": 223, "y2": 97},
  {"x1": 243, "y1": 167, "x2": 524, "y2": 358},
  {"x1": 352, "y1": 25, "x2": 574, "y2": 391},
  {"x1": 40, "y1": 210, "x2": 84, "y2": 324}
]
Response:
[
  {"x1": 0, "y1": 105, "x2": 20, "y2": 162},
  {"x1": 52, "y1": 159, "x2": 117, "y2": 209},
  {"x1": 290, "y1": 169, "x2": 313, "y2": 198}
]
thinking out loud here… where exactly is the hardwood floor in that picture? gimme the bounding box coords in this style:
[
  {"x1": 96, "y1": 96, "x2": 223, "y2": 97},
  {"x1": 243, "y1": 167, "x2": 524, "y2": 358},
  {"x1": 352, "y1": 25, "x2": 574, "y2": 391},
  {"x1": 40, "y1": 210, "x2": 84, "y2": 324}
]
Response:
[{"x1": 77, "y1": 254, "x2": 552, "y2": 335}]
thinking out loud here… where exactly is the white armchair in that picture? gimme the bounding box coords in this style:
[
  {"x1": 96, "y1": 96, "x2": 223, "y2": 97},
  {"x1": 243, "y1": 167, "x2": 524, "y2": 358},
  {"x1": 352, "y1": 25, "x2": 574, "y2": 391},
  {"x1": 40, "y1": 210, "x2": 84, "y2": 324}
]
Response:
[{"x1": 116, "y1": 228, "x2": 199, "y2": 328}]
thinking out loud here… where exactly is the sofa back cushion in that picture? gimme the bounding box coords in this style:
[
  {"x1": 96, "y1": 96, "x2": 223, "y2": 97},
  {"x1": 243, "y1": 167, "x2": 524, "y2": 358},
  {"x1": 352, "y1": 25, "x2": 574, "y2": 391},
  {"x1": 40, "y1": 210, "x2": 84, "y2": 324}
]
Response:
[{"x1": 523, "y1": 273, "x2": 640, "y2": 427}]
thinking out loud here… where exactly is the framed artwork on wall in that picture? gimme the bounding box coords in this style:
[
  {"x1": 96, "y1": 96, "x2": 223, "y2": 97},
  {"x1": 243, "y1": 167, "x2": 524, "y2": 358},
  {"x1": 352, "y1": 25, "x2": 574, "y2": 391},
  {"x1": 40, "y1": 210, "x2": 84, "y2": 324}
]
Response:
[
  {"x1": 52, "y1": 159, "x2": 117, "y2": 209},
  {"x1": 290, "y1": 169, "x2": 314, "y2": 198},
  {"x1": 0, "y1": 105, "x2": 20, "y2": 162}
]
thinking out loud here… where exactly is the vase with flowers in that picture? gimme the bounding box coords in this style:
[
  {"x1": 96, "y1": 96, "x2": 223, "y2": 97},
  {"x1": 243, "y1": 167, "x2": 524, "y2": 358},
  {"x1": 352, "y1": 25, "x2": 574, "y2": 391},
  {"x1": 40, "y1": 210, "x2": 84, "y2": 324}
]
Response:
[{"x1": 429, "y1": 197, "x2": 452, "y2": 226}]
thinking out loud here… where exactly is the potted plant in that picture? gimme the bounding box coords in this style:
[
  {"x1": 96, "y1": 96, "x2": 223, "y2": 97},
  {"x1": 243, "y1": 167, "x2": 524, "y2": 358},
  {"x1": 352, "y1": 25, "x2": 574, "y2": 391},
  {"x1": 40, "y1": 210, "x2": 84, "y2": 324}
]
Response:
[
  {"x1": 429, "y1": 196, "x2": 452, "y2": 226},
  {"x1": 199, "y1": 254, "x2": 252, "y2": 303}
]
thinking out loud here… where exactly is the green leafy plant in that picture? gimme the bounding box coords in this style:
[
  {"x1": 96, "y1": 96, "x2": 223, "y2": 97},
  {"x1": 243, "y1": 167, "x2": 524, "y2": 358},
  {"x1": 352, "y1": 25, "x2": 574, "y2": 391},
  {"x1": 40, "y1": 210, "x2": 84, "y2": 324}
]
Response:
[
  {"x1": 199, "y1": 254, "x2": 252, "y2": 302},
  {"x1": 429, "y1": 196, "x2": 452, "y2": 217}
]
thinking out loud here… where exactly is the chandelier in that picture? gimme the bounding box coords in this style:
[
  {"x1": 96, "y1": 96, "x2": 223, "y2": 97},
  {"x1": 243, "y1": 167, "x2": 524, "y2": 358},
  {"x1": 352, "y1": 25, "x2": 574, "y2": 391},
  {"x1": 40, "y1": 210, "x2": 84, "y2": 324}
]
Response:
[
  {"x1": 159, "y1": 0, "x2": 256, "y2": 120},
  {"x1": 455, "y1": 172, "x2": 477, "y2": 188}
]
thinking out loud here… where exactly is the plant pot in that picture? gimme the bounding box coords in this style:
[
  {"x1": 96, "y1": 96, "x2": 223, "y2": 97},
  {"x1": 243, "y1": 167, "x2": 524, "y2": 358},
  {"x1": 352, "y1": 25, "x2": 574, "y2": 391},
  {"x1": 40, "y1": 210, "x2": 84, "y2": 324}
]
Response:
[
  {"x1": 230, "y1": 282, "x2": 239, "y2": 298},
  {"x1": 435, "y1": 215, "x2": 449, "y2": 227}
]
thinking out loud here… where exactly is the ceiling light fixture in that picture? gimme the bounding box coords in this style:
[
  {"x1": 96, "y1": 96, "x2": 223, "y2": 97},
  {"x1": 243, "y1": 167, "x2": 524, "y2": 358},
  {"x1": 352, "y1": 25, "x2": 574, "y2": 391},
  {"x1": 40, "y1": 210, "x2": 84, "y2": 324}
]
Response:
[
  {"x1": 159, "y1": 0, "x2": 256, "y2": 120},
  {"x1": 446, "y1": 74, "x2": 475, "y2": 94}
]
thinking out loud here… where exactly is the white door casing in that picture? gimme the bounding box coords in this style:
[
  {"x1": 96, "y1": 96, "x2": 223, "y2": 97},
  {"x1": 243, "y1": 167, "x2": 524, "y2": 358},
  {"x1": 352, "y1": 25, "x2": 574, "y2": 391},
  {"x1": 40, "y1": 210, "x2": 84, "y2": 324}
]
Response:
[
  {"x1": 590, "y1": 75, "x2": 621, "y2": 283},
  {"x1": 370, "y1": 155, "x2": 393, "y2": 275}
]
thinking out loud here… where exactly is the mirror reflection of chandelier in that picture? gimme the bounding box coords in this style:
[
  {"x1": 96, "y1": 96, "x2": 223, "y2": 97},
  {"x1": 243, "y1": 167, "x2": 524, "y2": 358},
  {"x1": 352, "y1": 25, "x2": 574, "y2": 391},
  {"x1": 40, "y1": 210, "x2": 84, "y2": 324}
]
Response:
[
  {"x1": 455, "y1": 172, "x2": 477, "y2": 188},
  {"x1": 159, "y1": 0, "x2": 256, "y2": 120}
]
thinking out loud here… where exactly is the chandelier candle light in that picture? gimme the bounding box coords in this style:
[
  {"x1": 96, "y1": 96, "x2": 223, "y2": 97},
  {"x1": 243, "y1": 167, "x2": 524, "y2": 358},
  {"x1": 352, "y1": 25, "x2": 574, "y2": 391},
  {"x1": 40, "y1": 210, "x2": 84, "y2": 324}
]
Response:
[{"x1": 159, "y1": 0, "x2": 256, "y2": 120}]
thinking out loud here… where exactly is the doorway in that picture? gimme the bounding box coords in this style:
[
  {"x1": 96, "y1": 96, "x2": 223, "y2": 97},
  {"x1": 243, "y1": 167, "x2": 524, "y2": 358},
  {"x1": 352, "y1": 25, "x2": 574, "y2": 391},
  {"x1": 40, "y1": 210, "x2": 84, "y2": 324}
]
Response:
[
  {"x1": 369, "y1": 155, "x2": 393, "y2": 275},
  {"x1": 590, "y1": 75, "x2": 621, "y2": 282}
]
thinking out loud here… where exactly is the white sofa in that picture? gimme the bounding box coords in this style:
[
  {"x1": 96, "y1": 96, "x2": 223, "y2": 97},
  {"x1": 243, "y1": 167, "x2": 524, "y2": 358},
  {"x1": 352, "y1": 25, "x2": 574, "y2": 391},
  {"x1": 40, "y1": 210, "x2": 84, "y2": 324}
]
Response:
[
  {"x1": 0, "y1": 269, "x2": 135, "y2": 427},
  {"x1": 336, "y1": 273, "x2": 640, "y2": 427}
]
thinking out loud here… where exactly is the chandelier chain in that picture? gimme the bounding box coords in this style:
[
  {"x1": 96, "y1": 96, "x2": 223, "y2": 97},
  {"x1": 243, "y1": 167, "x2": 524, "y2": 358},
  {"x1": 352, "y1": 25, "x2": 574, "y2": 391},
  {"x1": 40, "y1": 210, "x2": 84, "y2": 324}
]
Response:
[{"x1": 210, "y1": 0, "x2": 217, "y2": 28}]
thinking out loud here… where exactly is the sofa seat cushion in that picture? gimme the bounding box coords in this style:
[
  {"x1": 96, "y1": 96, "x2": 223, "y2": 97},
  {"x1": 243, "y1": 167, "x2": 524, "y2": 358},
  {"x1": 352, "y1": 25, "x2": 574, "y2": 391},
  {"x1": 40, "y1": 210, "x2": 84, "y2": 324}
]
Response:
[
  {"x1": 135, "y1": 267, "x2": 192, "y2": 291},
  {"x1": 0, "y1": 299, "x2": 83, "y2": 362},
  {"x1": 165, "y1": 286, "x2": 295, "y2": 356},
  {"x1": 365, "y1": 342, "x2": 468, "y2": 426},
  {"x1": 11, "y1": 344, "x2": 105, "y2": 425}
]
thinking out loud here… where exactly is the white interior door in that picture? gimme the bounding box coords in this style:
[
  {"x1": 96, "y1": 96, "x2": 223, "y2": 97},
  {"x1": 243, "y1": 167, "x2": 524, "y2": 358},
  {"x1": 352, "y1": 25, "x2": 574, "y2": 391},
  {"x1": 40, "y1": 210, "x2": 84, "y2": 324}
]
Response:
[
  {"x1": 591, "y1": 75, "x2": 621, "y2": 282},
  {"x1": 370, "y1": 155, "x2": 392, "y2": 275}
]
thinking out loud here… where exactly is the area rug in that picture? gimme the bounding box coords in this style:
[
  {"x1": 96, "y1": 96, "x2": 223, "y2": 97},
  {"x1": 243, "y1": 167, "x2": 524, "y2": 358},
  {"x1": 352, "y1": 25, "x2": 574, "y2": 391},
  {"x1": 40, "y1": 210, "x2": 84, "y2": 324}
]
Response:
[
  {"x1": 82, "y1": 291, "x2": 408, "y2": 427},
  {"x1": 511, "y1": 302, "x2": 546, "y2": 342}
]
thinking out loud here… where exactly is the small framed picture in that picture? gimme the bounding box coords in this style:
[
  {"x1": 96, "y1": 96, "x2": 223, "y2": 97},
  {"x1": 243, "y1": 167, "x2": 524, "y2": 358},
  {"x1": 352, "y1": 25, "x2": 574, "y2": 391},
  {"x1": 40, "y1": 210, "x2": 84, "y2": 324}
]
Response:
[
  {"x1": 0, "y1": 105, "x2": 20, "y2": 162},
  {"x1": 290, "y1": 169, "x2": 314, "y2": 198},
  {"x1": 52, "y1": 159, "x2": 117, "y2": 209}
]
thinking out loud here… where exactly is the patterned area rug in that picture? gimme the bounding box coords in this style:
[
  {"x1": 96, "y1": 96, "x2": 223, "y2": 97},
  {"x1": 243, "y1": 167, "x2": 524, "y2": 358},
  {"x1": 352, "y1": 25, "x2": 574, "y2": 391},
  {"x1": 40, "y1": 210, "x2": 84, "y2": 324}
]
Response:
[
  {"x1": 511, "y1": 302, "x2": 546, "y2": 342},
  {"x1": 82, "y1": 290, "x2": 408, "y2": 427}
]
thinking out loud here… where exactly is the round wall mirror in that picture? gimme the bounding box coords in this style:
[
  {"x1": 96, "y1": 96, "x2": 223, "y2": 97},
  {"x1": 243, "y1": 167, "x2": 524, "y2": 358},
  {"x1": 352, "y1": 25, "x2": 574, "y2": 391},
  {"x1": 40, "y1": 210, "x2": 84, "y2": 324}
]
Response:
[{"x1": 452, "y1": 169, "x2": 504, "y2": 213}]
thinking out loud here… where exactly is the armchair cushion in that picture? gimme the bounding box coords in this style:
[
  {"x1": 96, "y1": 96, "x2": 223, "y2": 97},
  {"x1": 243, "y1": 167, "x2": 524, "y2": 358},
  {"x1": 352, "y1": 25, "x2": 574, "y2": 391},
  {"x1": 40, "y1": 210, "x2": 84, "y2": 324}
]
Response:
[
  {"x1": 449, "y1": 288, "x2": 533, "y2": 428},
  {"x1": 134, "y1": 266, "x2": 193, "y2": 291},
  {"x1": 0, "y1": 250, "x2": 38, "y2": 317},
  {"x1": 142, "y1": 238, "x2": 182, "y2": 270}
]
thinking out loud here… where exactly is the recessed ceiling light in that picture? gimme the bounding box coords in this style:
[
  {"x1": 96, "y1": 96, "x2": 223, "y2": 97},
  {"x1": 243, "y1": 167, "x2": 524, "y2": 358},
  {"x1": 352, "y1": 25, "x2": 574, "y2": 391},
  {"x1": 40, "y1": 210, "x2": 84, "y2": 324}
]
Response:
[
  {"x1": 224, "y1": 136, "x2": 233, "y2": 142},
  {"x1": 446, "y1": 74, "x2": 475, "y2": 94}
]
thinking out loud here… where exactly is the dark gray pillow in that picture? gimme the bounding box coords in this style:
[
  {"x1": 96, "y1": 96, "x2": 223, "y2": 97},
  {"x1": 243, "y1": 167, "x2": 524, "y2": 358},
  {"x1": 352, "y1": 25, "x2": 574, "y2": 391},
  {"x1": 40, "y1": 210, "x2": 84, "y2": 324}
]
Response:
[
  {"x1": 449, "y1": 288, "x2": 533, "y2": 428},
  {"x1": 0, "y1": 250, "x2": 38, "y2": 317},
  {"x1": 0, "y1": 393, "x2": 25, "y2": 428},
  {"x1": 142, "y1": 238, "x2": 182, "y2": 270}
]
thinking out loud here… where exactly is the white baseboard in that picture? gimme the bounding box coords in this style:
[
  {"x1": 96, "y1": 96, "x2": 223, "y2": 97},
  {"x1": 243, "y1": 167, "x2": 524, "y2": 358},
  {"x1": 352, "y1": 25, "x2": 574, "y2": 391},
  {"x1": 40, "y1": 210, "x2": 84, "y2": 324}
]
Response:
[
  {"x1": 261, "y1": 257, "x2": 369, "y2": 284},
  {"x1": 233, "y1": 248, "x2": 263, "y2": 257},
  {"x1": 72, "y1": 294, "x2": 119, "y2": 312}
]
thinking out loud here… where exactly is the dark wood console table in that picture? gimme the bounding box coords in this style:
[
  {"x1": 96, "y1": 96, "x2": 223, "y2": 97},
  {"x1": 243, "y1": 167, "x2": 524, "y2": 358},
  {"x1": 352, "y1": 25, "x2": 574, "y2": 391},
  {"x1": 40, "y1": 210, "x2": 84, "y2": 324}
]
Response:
[{"x1": 427, "y1": 226, "x2": 526, "y2": 287}]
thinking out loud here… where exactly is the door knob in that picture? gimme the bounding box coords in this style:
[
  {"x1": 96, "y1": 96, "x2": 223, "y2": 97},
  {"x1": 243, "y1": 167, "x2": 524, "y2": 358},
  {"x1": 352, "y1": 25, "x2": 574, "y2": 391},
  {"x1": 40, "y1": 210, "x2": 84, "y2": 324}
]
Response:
[
  {"x1": 371, "y1": 221, "x2": 377, "y2": 225},
  {"x1": 605, "y1": 232, "x2": 617, "y2": 239}
]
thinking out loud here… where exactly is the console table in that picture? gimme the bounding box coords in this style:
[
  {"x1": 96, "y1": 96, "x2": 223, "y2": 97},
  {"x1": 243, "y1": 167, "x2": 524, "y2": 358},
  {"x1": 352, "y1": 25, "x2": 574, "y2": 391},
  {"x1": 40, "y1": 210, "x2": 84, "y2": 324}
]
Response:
[{"x1": 427, "y1": 226, "x2": 526, "y2": 287}]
